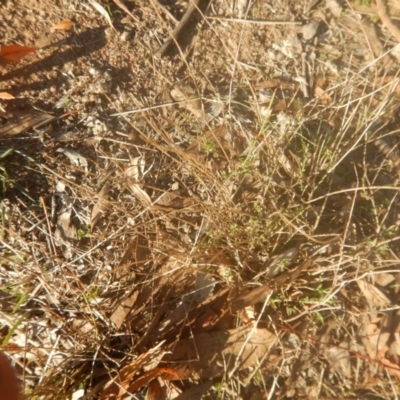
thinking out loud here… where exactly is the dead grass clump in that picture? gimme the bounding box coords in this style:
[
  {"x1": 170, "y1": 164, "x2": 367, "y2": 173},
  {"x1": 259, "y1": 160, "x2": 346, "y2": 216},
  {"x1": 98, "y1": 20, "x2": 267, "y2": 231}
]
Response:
[{"x1": 2, "y1": 0, "x2": 400, "y2": 399}]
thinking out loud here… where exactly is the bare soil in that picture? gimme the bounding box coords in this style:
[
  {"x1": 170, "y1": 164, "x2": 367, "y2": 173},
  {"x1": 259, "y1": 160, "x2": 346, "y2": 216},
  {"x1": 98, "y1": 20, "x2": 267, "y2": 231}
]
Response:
[{"x1": 1, "y1": 0, "x2": 400, "y2": 399}]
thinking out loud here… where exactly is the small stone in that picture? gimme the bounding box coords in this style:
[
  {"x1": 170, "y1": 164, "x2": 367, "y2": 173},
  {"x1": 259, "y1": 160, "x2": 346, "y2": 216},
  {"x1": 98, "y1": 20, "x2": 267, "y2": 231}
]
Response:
[{"x1": 301, "y1": 21, "x2": 320, "y2": 41}]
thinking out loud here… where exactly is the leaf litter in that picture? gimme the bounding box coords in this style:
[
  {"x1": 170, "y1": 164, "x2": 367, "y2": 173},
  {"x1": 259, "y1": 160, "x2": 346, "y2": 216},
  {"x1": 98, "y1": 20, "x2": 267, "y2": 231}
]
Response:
[{"x1": 1, "y1": 0, "x2": 400, "y2": 398}]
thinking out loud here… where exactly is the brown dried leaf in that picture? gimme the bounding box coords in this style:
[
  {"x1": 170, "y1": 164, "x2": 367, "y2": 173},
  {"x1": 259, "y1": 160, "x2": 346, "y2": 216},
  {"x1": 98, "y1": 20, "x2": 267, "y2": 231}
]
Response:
[
  {"x1": 187, "y1": 125, "x2": 240, "y2": 158},
  {"x1": 380, "y1": 357, "x2": 400, "y2": 378},
  {"x1": 125, "y1": 159, "x2": 152, "y2": 206},
  {"x1": 374, "y1": 273, "x2": 395, "y2": 287},
  {"x1": 112, "y1": 0, "x2": 140, "y2": 22},
  {"x1": 89, "y1": 0, "x2": 116, "y2": 32},
  {"x1": 170, "y1": 85, "x2": 204, "y2": 120},
  {"x1": 99, "y1": 341, "x2": 166, "y2": 399},
  {"x1": 356, "y1": 280, "x2": 391, "y2": 308},
  {"x1": 0, "y1": 92, "x2": 15, "y2": 100},
  {"x1": 0, "y1": 44, "x2": 36, "y2": 61},
  {"x1": 91, "y1": 182, "x2": 112, "y2": 231},
  {"x1": 173, "y1": 381, "x2": 214, "y2": 400},
  {"x1": 0, "y1": 110, "x2": 54, "y2": 137},
  {"x1": 163, "y1": 326, "x2": 278, "y2": 379},
  {"x1": 314, "y1": 86, "x2": 332, "y2": 102},
  {"x1": 146, "y1": 379, "x2": 163, "y2": 400},
  {"x1": 113, "y1": 234, "x2": 150, "y2": 277},
  {"x1": 52, "y1": 19, "x2": 73, "y2": 30},
  {"x1": 233, "y1": 260, "x2": 311, "y2": 312},
  {"x1": 126, "y1": 367, "x2": 180, "y2": 395},
  {"x1": 325, "y1": 339, "x2": 358, "y2": 378},
  {"x1": 157, "y1": 272, "x2": 215, "y2": 335},
  {"x1": 130, "y1": 183, "x2": 152, "y2": 206},
  {"x1": 110, "y1": 290, "x2": 139, "y2": 329}
]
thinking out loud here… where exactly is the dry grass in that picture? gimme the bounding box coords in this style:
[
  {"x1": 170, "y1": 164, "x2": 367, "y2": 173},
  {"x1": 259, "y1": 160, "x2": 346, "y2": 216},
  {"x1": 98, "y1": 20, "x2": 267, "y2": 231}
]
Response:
[{"x1": 1, "y1": 0, "x2": 400, "y2": 399}]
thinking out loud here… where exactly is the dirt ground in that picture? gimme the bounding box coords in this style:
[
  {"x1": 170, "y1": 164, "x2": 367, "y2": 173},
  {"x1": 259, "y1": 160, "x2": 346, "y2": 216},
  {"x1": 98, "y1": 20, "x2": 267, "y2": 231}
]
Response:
[{"x1": 1, "y1": 0, "x2": 400, "y2": 399}]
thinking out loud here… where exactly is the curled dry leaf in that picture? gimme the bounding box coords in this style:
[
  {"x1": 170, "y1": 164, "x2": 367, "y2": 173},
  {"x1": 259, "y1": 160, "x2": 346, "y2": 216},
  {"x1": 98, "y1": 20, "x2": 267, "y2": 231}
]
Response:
[
  {"x1": 52, "y1": 19, "x2": 73, "y2": 30},
  {"x1": 0, "y1": 44, "x2": 36, "y2": 61},
  {"x1": 99, "y1": 341, "x2": 166, "y2": 399},
  {"x1": 0, "y1": 92, "x2": 15, "y2": 100},
  {"x1": 125, "y1": 158, "x2": 152, "y2": 206},
  {"x1": 89, "y1": 0, "x2": 116, "y2": 32}
]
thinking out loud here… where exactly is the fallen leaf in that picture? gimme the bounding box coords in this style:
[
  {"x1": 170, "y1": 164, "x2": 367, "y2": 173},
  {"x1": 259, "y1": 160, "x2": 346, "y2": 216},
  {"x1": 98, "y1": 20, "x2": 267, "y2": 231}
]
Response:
[
  {"x1": 261, "y1": 247, "x2": 299, "y2": 280},
  {"x1": 314, "y1": 86, "x2": 332, "y2": 101},
  {"x1": 125, "y1": 159, "x2": 152, "y2": 206},
  {"x1": 56, "y1": 148, "x2": 88, "y2": 171},
  {"x1": 0, "y1": 44, "x2": 36, "y2": 61},
  {"x1": 113, "y1": 234, "x2": 150, "y2": 276},
  {"x1": 52, "y1": 19, "x2": 73, "y2": 30},
  {"x1": 146, "y1": 379, "x2": 163, "y2": 400},
  {"x1": 110, "y1": 290, "x2": 139, "y2": 329},
  {"x1": 89, "y1": 0, "x2": 116, "y2": 32},
  {"x1": 99, "y1": 341, "x2": 166, "y2": 399},
  {"x1": 0, "y1": 110, "x2": 54, "y2": 137},
  {"x1": 112, "y1": 0, "x2": 140, "y2": 23},
  {"x1": 156, "y1": 271, "x2": 216, "y2": 335},
  {"x1": 0, "y1": 93, "x2": 15, "y2": 100},
  {"x1": 325, "y1": 340, "x2": 353, "y2": 378},
  {"x1": 91, "y1": 182, "x2": 112, "y2": 231},
  {"x1": 170, "y1": 85, "x2": 203, "y2": 120},
  {"x1": 163, "y1": 326, "x2": 278, "y2": 379},
  {"x1": 380, "y1": 357, "x2": 400, "y2": 378},
  {"x1": 173, "y1": 381, "x2": 214, "y2": 400},
  {"x1": 356, "y1": 280, "x2": 391, "y2": 308},
  {"x1": 126, "y1": 367, "x2": 180, "y2": 394},
  {"x1": 374, "y1": 273, "x2": 395, "y2": 287}
]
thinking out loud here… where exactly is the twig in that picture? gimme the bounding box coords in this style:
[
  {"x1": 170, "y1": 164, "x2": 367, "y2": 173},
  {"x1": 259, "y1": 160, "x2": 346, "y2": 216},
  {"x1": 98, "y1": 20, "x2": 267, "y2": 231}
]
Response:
[
  {"x1": 40, "y1": 196, "x2": 57, "y2": 255},
  {"x1": 110, "y1": 98, "x2": 202, "y2": 116},
  {"x1": 112, "y1": 0, "x2": 140, "y2": 23},
  {"x1": 375, "y1": 0, "x2": 400, "y2": 42},
  {"x1": 155, "y1": 0, "x2": 203, "y2": 58},
  {"x1": 206, "y1": 16, "x2": 302, "y2": 25}
]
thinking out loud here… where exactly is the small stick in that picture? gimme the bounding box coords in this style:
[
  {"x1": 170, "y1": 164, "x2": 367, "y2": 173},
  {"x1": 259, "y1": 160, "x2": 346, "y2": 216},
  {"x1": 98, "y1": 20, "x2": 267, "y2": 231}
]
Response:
[
  {"x1": 112, "y1": 0, "x2": 141, "y2": 23},
  {"x1": 40, "y1": 196, "x2": 57, "y2": 255},
  {"x1": 375, "y1": 0, "x2": 400, "y2": 42},
  {"x1": 155, "y1": 0, "x2": 203, "y2": 58},
  {"x1": 206, "y1": 16, "x2": 302, "y2": 25}
]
